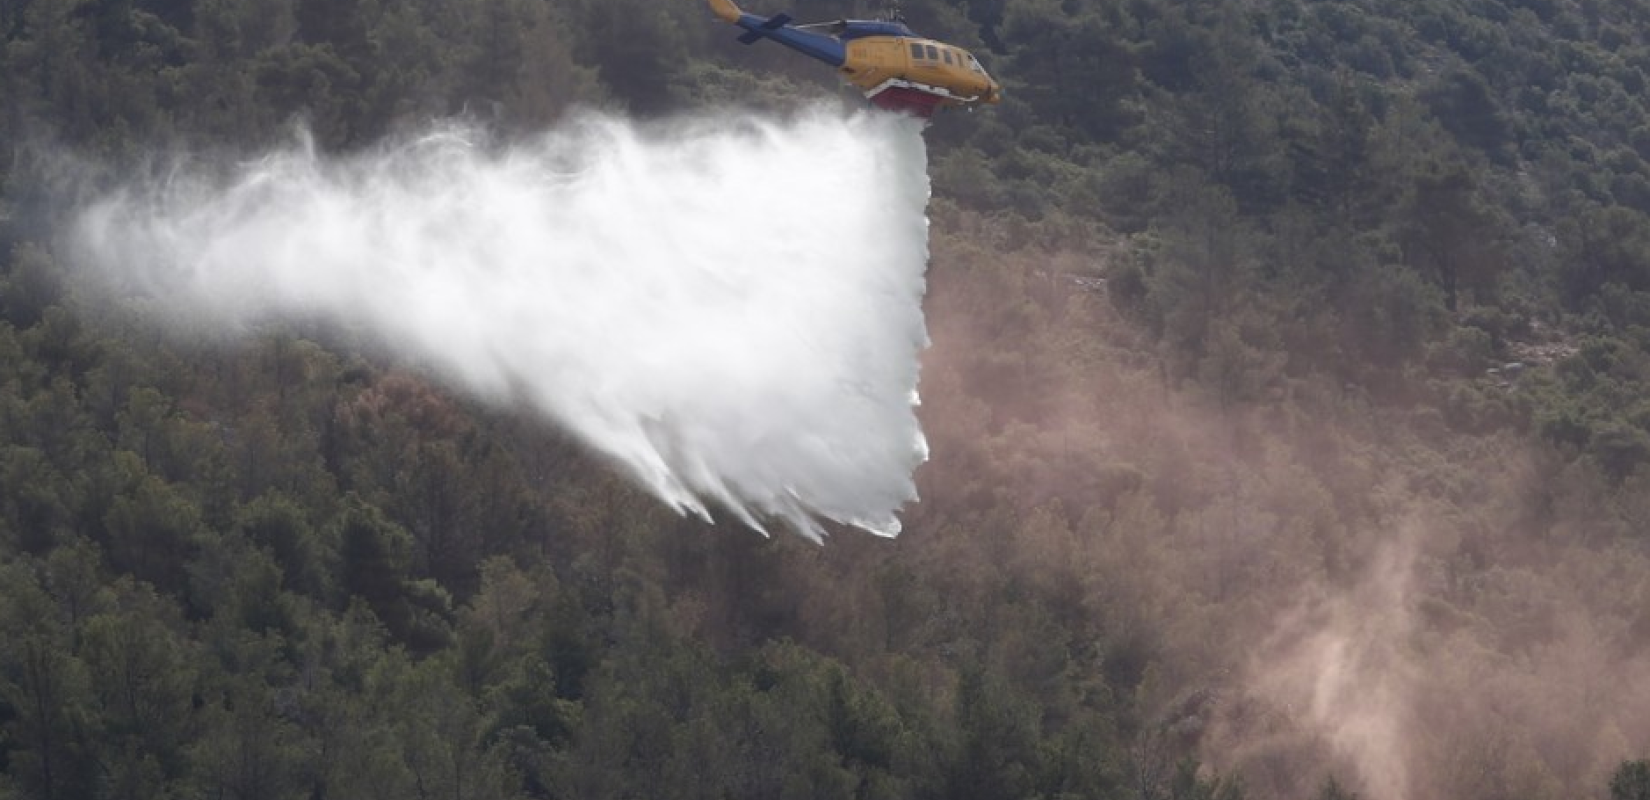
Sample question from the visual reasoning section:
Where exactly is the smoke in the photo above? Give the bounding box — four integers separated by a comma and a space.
1204, 506, 1650, 800
70, 109, 933, 541
910, 232, 1650, 800
1231, 536, 1421, 800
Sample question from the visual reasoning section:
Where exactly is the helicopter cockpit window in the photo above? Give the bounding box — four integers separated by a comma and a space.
909, 42, 924, 60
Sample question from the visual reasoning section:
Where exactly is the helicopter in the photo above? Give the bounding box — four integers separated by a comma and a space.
705, 0, 1001, 118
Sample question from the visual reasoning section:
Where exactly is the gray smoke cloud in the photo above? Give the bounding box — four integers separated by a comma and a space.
71, 109, 932, 541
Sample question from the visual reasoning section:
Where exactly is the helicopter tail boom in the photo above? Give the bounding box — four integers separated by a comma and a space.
708, 0, 847, 67
737, 13, 792, 43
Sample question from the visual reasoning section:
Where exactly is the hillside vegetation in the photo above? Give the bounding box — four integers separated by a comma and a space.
5, 0, 1650, 798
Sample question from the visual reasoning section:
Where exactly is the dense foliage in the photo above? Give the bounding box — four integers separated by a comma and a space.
6, 0, 1650, 798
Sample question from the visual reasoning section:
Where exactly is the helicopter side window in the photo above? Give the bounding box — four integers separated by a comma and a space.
942, 49, 954, 65
909, 42, 925, 60
925, 44, 939, 61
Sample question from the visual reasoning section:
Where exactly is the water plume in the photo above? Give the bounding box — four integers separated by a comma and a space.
71, 109, 932, 541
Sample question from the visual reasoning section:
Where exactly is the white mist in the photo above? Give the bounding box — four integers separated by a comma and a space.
73, 109, 932, 541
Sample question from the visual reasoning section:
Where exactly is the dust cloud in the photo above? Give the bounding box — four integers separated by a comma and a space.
913, 234, 1650, 800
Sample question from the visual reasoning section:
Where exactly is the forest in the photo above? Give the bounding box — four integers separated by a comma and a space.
6, 0, 1650, 797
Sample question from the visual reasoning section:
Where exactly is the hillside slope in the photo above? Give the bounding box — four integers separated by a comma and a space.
4, 0, 1650, 798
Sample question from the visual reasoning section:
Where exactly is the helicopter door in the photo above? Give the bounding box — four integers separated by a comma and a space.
843, 38, 907, 92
